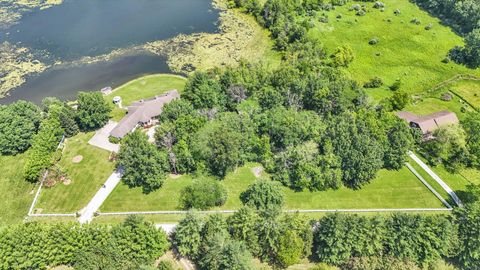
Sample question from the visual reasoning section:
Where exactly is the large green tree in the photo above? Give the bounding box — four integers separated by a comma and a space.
0, 101, 42, 155
463, 112, 480, 167
240, 180, 285, 212
180, 178, 227, 210
117, 130, 169, 194
76, 91, 111, 131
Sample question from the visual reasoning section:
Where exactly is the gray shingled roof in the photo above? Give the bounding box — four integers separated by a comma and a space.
110, 90, 180, 138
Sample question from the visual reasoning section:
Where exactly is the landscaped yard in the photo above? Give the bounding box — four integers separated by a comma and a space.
101, 163, 445, 213
0, 154, 35, 226
309, 0, 480, 101
105, 74, 187, 121
35, 132, 115, 213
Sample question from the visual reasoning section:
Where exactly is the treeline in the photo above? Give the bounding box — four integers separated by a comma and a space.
171, 183, 480, 270
0, 92, 111, 182
0, 216, 169, 270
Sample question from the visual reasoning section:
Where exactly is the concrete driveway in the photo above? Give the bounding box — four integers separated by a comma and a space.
88, 121, 120, 153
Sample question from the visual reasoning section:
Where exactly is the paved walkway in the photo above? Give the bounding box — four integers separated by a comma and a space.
78, 167, 123, 224
408, 151, 463, 207
88, 121, 120, 153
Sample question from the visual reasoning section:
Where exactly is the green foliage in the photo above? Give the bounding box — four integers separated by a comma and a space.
463, 112, 480, 167
454, 201, 480, 269
172, 212, 204, 258
23, 117, 64, 182
240, 180, 284, 212
363, 77, 383, 88
389, 91, 410, 110
183, 72, 225, 109
464, 28, 480, 68
43, 97, 79, 137
313, 213, 453, 267
276, 230, 304, 267
383, 116, 414, 170
76, 91, 111, 131
227, 206, 261, 254
422, 125, 467, 171
331, 45, 355, 67
157, 261, 174, 270
0, 216, 168, 270
0, 101, 42, 155
118, 130, 169, 193
180, 178, 227, 210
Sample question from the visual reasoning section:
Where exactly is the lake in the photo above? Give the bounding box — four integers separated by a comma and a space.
0, 0, 219, 104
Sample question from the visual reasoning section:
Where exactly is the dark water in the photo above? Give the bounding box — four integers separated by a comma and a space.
0, 0, 219, 104
0, 52, 171, 104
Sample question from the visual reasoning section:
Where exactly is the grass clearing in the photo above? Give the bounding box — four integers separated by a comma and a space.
101, 163, 445, 213
35, 132, 115, 213
0, 153, 35, 226
448, 79, 480, 109
309, 0, 480, 101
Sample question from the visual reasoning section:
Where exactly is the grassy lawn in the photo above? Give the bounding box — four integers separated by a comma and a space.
35, 132, 115, 213
101, 163, 444, 213
448, 79, 480, 110
0, 154, 35, 226
105, 74, 187, 122
309, 0, 480, 101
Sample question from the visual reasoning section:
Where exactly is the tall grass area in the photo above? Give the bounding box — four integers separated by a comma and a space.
0, 154, 35, 226
101, 163, 444, 213
309, 0, 480, 101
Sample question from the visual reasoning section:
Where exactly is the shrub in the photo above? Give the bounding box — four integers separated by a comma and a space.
350, 4, 361, 11
441, 92, 453, 101
389, 79, 402, 91
410, 18, 421, 25
393, 9, 400, 15
425, 23, 433, 30
369, 38, 379, 45
181, 178, 227, 210
356, 9, 366, 16
373, 1, 385, 9
364, 77, 384, 88
240, 180, 284, 212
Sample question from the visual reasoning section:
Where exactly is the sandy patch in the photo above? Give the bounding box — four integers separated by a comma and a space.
72, 155, 83, 163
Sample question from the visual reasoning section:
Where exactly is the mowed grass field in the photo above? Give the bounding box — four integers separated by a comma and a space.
0, 154, 35, 226
35, 132, 115, 213
101, 163, 445, 212
309, 0, 480, 101
448, 79, 480, 110
105, 74, 187, 121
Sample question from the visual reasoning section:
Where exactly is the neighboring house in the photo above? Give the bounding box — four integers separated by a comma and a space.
110, 90, 180, 139
397, 110, 459, 139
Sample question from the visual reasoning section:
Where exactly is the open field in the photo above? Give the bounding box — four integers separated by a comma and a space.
101, 163, 445, 213
0, 153, 35, 226
35, 132, 115, 213
448, 79, 480, 110
308, 0, 480, 102
105, 74, 187, 121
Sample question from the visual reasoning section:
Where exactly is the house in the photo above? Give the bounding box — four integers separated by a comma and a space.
109, 90, 180, 139
397, 110, 459, 138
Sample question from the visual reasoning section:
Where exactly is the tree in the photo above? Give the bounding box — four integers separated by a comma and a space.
172, 212, 204, 258
422, 124, 467, 170
0, 101, 42, 155
180, 178, 227, 210
389, 91, 410, 110
383, 117, 414, 170
464, 28, 480, 68
117, 130, 169, 194
23, 117, 64, 182
463, 112, 480, 167
47, 102, 79, 138
156, 261, 174, 270
240, 180, 284, 212
227, 207, 261, 255
331, 45, 355, 67
76, 91, 111, 131
218, 240, 254, 270
276, 230, 304, 267
453, 201, 480, 269
74, 245, 138, 270
183, 72, 225, 109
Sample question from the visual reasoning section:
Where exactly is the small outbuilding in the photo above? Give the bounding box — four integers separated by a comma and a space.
397, 110, 459, 138
101, 86, 113, 95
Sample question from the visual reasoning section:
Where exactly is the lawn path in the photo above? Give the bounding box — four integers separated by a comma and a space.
408, 151, 463, 207
78, 168, 123, 224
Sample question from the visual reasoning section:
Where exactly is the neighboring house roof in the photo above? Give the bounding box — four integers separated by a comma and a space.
110, 90, 180, 138
396, 110, 459, 134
